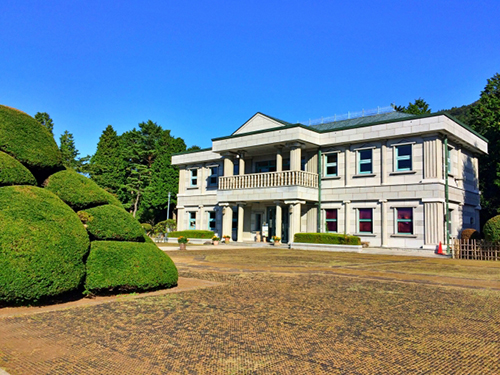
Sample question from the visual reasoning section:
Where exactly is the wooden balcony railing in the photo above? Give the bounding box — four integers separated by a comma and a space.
219, 170, 318, 190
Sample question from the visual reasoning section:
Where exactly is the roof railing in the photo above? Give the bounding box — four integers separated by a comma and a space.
300, 105, 395, 126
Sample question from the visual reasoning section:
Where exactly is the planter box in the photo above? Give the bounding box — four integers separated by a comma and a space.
290, 242, 363, 253
165, 237, 208, 245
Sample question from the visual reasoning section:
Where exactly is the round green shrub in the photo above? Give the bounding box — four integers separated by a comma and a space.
141, 223, 153, 233
44, 169, 122, 210
483, 215, 500, 242
0, 186, 90, 304
460, 228, 480, 240
0, 151, 37, 186
78, 205, 145, 242
84, 241, 178, 294
0, 105, 62, 180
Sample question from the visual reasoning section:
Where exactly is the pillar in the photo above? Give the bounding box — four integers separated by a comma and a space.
198, 205, 204, 230
237, 204, 245, 242
223, 156, 234, 177
344, 149, 351, 186
343, 200, 351, 234
290, 143, 302, 170
380, 200, 388, 247
276, 148, 283, 172
239, 157, 245, 175
381, 143, 387, 185
275, 202, 282, 239
177, 207, 185, 231
179, 168, 186, 192
424, 201, 444, 245
288, 201, 302, 242
222, 204, 233, 239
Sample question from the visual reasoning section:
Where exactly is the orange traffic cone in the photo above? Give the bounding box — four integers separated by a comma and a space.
437, 241, 443, 255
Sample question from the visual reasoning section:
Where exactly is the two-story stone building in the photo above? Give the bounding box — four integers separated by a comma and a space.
171, 110, 487, 251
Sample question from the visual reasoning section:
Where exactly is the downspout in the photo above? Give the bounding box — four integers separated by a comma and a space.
317, 149, 322, 233
444, 136, 450, 254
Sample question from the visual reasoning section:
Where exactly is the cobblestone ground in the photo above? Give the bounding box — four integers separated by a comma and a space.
1, 248, 499, 374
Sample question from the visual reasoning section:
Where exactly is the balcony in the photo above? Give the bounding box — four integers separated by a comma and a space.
219, 170, 318, 190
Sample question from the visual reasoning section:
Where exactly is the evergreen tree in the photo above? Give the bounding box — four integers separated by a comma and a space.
59, 130, 79, 169
393, 98, 431, 115
89, 125, 125, 194
34, 112, 54, 135
469, 73, 500, 223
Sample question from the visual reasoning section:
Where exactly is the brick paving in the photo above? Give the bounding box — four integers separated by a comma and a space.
1, 248, 499, 374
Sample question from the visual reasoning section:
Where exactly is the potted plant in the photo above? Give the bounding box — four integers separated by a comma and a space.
178, 236, 188, 250
212, 235, 220, 245
272, 236, 281, 245
223, 235, 231, 244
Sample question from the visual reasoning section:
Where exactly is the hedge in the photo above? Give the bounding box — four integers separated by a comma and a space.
44, 169, 122, 210
167, 230, 214, 239
294, 233, 361, 245
460, 228, 480, 241
0, 151, 37, 186
78, 204, 145, 242
85, 241, 178, 294
483, 216, 500, 243
0, 105, 62, 180
0, 186, 90, 305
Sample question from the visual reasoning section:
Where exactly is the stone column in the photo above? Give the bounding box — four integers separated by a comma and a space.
290, 143, 302, 170
380, 200, 388, 247
223, 156, 234, 177
177, 207, 185, 231
343, 200, 351, 234
274, 202, 282, 239
239, 156, 245, 175
424, 200, 444, 245
276, 148, 283, 172
344, 149, 351, 186
237, 203, 245, 242
423, 138, 443, 180
179, 168, 186, 192
381, 144, 387, 185
221, 204, 233, 239
198, 205, 204, 230
287, 201, 302, 242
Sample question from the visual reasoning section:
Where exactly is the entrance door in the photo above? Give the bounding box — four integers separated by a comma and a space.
281, 207, 289, 243
266, 207, 276, 240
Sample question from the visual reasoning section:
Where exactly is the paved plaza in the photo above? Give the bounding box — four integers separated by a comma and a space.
1, 247, 499, 374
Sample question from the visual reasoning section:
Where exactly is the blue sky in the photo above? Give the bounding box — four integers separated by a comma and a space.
1, 1, 499, 157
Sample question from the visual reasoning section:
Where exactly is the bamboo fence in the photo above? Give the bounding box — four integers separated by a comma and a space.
452, 239, 499, 261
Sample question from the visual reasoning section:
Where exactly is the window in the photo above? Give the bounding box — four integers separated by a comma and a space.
208, 211, 216, 231
325, 209, 337, 232
255, 160, 276, 173
447, 146, 453, 174
190, 169, 198, 187
208, 166, 218, 187
188, 212, 196, 230
324, 154, 338, 177
358, 149, 372, 174
395, 145, 412, 171
358, 208, 373, 233
396, 208, 413, 234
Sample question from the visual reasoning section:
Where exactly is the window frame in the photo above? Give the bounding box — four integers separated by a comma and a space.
188, 211, 196, 230
207, 211, 216, 231
189, 169, 198, 187
395, 144, 412, 172
208, 166, 218, 187
396, 207, 413, 235
357, 148, 373, 175
324, 152, 338, 177
325, 209, 338, 233
357, 208, 373, 234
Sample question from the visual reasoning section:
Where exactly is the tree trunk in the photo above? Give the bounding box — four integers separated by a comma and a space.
132, 193, 141, 217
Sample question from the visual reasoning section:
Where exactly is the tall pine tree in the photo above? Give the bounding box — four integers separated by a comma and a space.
59, 130, 79, 169
89, 125, 126, 194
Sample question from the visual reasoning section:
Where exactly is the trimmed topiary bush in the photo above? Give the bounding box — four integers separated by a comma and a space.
294, 233, 361, 245
44, 169, 122, 210
78, 204, 145, 242
141, 223, 153, 234
167, 230, 214, 239
85, 241, 178, 294
0, 151, 37, 186
0, 105, 62, 181
483, 216, 500, 243
0, 186, 90, 305
460, 228, 480, 240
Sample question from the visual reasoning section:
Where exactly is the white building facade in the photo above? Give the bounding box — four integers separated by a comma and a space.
172, 111, 487, 251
